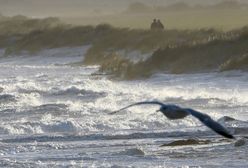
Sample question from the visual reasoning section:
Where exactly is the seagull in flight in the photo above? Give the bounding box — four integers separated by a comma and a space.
110, 101, 234, 139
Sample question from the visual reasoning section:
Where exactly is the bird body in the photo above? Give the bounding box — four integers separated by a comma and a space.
159, 105, 189, 119
110, 101, 234, 139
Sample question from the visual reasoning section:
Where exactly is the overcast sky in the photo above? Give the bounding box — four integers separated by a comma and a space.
0, 0, 246, 17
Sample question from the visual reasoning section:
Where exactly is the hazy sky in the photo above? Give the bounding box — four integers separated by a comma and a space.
3, 0, 133, 17
0, 0, 246, 17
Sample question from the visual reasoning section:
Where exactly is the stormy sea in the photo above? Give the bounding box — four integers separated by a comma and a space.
0, 46, 248, 168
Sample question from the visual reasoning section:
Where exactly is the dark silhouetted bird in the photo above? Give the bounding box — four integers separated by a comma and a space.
110, 101, 234, 139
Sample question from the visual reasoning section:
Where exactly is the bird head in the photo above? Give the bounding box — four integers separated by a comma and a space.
156, 105, 168, 113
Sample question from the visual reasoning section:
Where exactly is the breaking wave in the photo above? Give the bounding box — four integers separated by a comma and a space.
51, 86, 106, 98
0, 118, 81, 135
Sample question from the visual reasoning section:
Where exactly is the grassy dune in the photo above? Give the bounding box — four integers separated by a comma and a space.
2, 18, 226, 56
85, 27, 248, 79
0, 15, 61, 49
83, 28, 229, 64
1, 15, 248, 79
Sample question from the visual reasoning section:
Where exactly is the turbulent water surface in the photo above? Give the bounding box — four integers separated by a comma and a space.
0, 47, 248, 168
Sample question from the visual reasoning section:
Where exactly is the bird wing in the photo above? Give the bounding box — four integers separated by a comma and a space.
110, 101, 164, 115
185, 108, 234, 139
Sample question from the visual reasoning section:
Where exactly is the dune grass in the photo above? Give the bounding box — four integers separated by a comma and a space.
1, 15, 248, 79
99, 28, 248, 79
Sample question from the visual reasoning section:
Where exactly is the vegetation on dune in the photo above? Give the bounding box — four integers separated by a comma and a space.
4, 25, 96, 54
0, 14, 248, 79
0, 15, 62, 49
1, 16, 227, 56
99, 28, 248, 79
0, 15, 61, 35
220, 53, 248, 71
83, 27, 230, 64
